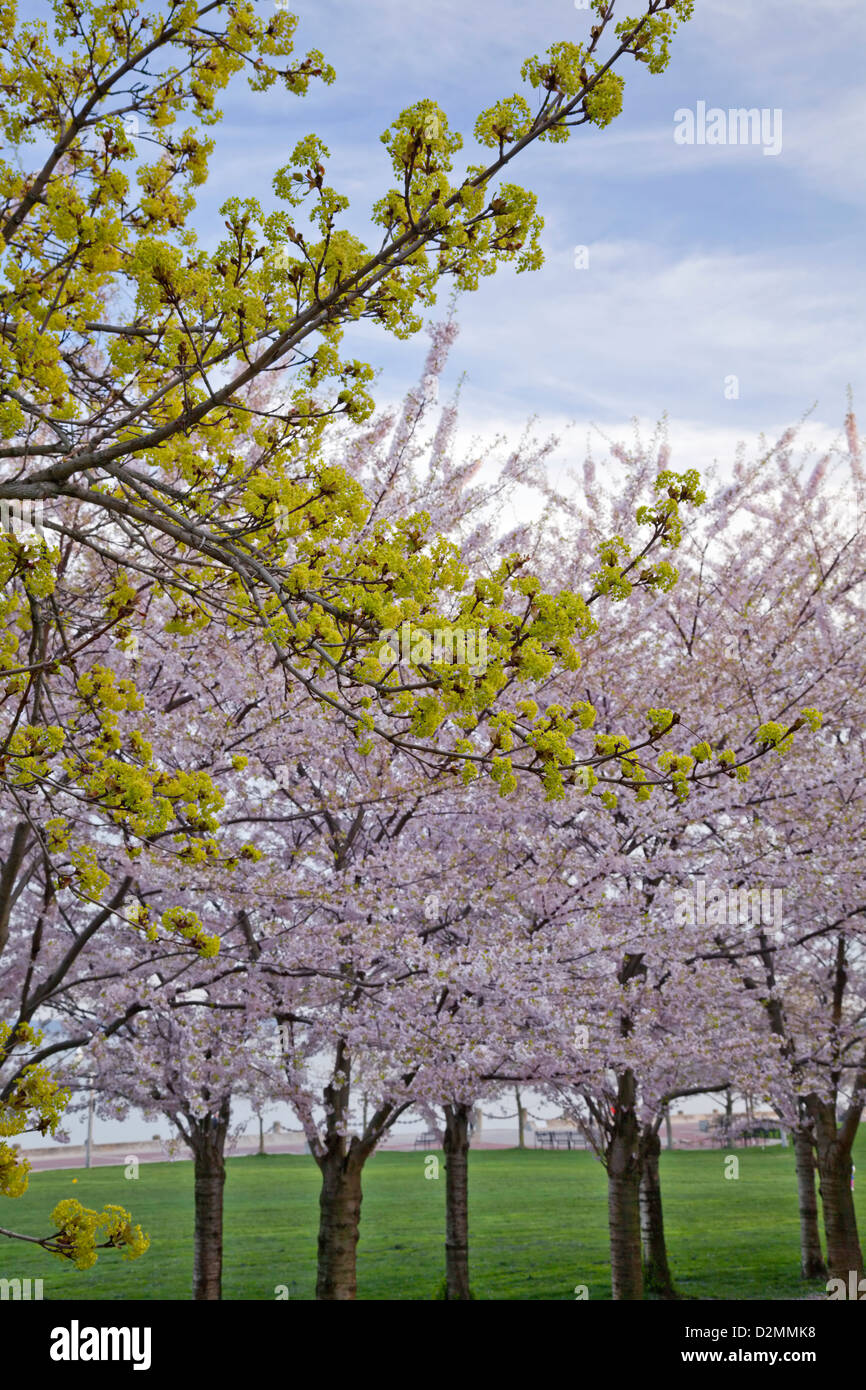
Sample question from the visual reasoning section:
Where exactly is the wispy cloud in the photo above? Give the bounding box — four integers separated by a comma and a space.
188, 0, 865, 444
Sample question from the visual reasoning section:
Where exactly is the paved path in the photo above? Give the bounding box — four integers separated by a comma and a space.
20, 1121, 776, 1172
21, 1129, 526, 1171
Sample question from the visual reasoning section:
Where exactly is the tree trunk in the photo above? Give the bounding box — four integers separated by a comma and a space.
316, 1148, 365, 1300
312, 1038, 412, 1299
639, 1127, 676, 1297
515, 1086, 525, 1149
724, 1086, 733, 1144
443, 1103, 472, 1299
793, 1125, 826, 1279
606, 1071, 643, 1300
189, 1101, 230, 1301
808, 1094, 863, 1279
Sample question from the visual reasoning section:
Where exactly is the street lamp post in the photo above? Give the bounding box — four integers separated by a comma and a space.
84, 1086, 95, 1169
71, 1047, 95, 1169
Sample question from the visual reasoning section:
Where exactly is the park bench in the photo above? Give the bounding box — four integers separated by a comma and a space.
558, 1131, 586, 1149
535, 1130, 585, 1149
741, 1124, 781, 1143
414, 1131, 440, 1149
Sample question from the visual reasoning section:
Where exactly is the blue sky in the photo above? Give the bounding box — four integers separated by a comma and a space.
183, 0, 866, 472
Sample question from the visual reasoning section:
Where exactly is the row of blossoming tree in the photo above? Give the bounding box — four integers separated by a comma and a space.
1, 0, 862, 1301
3, 322, 863, 1296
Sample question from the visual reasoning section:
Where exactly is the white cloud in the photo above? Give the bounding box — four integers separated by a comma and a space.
441, 238, 862, 428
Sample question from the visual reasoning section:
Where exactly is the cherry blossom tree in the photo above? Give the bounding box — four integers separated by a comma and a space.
506, 408, 866, 1297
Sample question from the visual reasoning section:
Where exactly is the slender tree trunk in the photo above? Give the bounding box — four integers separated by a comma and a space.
606, 1070, 643, 1300
663, 1104, 673, 1152
639, 1127, 676, 1297
724, 1086, 733, 1144
793, 1125, 826, 1278
515, 1086, 525, 1149
316, 1147, 365, 1300
443, 1103, 472, 1299
808, 1095, 863, 1279
189, 1100, 230, 1301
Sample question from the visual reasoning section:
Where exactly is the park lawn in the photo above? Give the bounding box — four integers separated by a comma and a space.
3, 1139, 864, 1301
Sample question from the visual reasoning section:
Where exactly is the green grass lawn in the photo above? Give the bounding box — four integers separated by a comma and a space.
3, 1140, 862, 1300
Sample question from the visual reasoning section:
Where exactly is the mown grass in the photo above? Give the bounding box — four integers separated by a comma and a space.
4, 1138, 863, 1300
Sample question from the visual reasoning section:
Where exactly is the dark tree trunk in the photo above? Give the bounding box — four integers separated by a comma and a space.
807, 1094, 863, 1279
316, 1146, 365, 1300
793, 1125, 826, 1279
189, 1100, 230, 1301
311, 1039, 412, 1299
515, 1086, 526, 1149
443, 1103, 472, 1300
724, 1086, 733, 1146
606, 1070, 643, 1300
639, 1126, 676, 1297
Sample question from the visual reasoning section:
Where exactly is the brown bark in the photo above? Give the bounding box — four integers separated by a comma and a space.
793, 1125, 826, 1279
638, 1126, 676, 1297
724, 1086, 733, 1140
606, 1070, 643, 1300
807, 1093, 863, 1279
443, 1103, 472, 1300
316, 1147, 365, 1300
0, 822, 30, 960
311, 1039, 413, 1298
188, 1100, 230, 1301
313, 1038, 385, 1300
